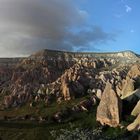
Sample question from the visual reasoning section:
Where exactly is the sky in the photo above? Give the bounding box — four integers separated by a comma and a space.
0, 0, 139, 57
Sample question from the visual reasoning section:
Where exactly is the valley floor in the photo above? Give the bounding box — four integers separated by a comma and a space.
0, 95, 139, 140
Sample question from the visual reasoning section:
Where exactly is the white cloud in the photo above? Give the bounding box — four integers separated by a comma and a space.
125, 5, 132, 13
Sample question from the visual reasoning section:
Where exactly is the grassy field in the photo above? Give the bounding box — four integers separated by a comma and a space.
0, 110, 97, 140
0, 97, 137, 140
0, 112, 128, 140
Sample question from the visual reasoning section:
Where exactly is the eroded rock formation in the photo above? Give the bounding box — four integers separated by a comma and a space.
1, 49, 140, 132
96, 82, 122, 127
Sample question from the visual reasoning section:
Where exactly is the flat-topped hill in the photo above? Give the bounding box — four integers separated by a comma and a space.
30, 49, 140, 60
0, 49, 139, 66
0, 58, 24, 67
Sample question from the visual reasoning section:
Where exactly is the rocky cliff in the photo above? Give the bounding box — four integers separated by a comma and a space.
0, 49, 140, 132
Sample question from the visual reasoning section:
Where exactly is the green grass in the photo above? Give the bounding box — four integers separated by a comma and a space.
0, 97, 132, 140
0, 96, 89, 118
0, 112, 129, 140
0, 95, 99, 140
0, 110, 97, 140
103, 126, 125, 138
0, 121, 64, 140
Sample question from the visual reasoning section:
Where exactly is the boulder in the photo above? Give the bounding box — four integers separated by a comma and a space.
96, 82, 122, 127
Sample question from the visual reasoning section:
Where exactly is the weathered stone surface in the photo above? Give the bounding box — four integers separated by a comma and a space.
61, 81, 72, 101
127, 114, 140, 131
1, 49, 139, 108
122, 88, 140, 103
96, 82, 122, 127
96, 89, 102, 99
60, 72, 73, 101
127, 64, 140, 78
121, 77, 135, 99
131, 100, 140, 116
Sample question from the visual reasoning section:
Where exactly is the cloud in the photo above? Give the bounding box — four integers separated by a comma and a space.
0, 0, 116, 57
67, 26, 116, 50
125, 5, 132, 13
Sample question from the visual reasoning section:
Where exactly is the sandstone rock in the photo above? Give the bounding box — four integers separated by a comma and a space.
60, 71, 73, 101
1, 49, 140, 109
116, 81, 123, 97
121, 77, 135, 99
122, 88, 140, 102
127, 114, 140, 131
90, 95, 97, 105
131, 100, 140, 116
127, 64, 140, 78
61, 81, 72, 101
96, 89, 102, 99
96, 82, 122, 127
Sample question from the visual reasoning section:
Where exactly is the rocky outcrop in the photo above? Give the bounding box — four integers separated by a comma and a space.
127, 114, 140, 131
120, 77, 135, 99
0, 49, 140, 111
96, 82, 122, 127
131, 100, 140, 116
127, 64, 140, 78
2, 49, 140, 135
128, 94, 140, 132
61, 77, 72, 101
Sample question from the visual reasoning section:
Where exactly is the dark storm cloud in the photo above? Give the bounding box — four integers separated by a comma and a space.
67, 26, 116, 50
0, 0, 115, 57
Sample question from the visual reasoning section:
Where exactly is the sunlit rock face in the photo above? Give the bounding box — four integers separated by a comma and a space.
131, 100, 140, 116
127, 64, 140, 78
0, 49, 140, 108
96, 82, 122, 127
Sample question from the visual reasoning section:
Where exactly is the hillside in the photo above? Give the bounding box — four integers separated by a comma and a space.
0, 49, 140, 139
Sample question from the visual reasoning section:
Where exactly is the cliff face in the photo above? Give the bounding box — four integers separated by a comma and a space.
0, 49, 140, 108
1, 49, 140, 131
0, 58, 24, 67
30, 49, 138, 58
